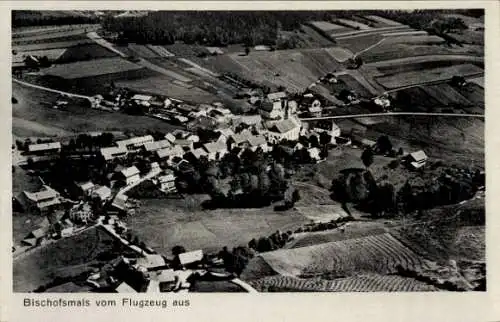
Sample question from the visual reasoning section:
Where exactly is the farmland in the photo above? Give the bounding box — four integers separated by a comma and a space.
420, 84, 472, 106
13, 225, 138, 292
250, 274, 439, 292
126, 197, 311, 254
257, 233, 432, 278
12, 81, 182, 136
375, 64, 483, 89
41, 57, 144, 79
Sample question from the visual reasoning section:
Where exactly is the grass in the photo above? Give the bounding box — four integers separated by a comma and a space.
126, 196, 311, 255
258, 233, 431, 278
375, 64, 483, 89
12, 81, 181, 136
42, 57, 144, 79
13, 226, 137, 292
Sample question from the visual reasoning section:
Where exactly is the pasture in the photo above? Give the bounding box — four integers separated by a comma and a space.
375, 64, 483, 89
250, 274, 439, 292
42, 57, 143, 79
420, 84, 472, 106
126, 197, 311, 255
13, 226, 138, 292
258, 233, 432, 278
12, 81, 181, 136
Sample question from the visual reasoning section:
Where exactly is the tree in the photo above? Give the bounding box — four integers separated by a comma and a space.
309, 135, 320, 148
172, 245, 186, 256
245, 46, 250, 56
319, 131, 332, 146
376, 135, 393, 155
451, 75, 466, 87
361, 147, 374, 169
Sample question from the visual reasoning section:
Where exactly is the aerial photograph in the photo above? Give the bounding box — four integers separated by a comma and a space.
11, 9, 485, 293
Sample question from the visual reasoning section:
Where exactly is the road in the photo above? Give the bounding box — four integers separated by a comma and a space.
12, 78, 92, 101
86, 31, 128, 58
300, 111, 485, 121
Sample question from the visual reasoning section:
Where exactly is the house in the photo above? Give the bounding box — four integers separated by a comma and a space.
231, 115, 262, 130
408, 150, 428, 169
247, 135, 269, 152
260, 92, 287, 120
301, 93, 322, 114
227, 130, 253, 150
27, 142, 61, 155
135, 254, 166, 269
203, 141, 228, 160
112, 194, 129, 211
22, 226, 49, 247
131, 94, 153, 107
69, 202, 93, 224
173, 139, 194, 152
143, 140, 171, 153
75, 181, 95, 197
310, 120, 341, 142
17, 185, 61, 215
156, 145, 184, 161
157, 172, 176, 192
150, 162, 161, 173
116, 135, 154, 150
164, 132, 176, 143
265, 117, 301, 143
188, 148, 209, 160
92, 185, 112, 203
100, 146, 128, 161
215, 128, 235, 144
308, 105, 322, 117
118, 166, 141, 186
178, 249, 204, 267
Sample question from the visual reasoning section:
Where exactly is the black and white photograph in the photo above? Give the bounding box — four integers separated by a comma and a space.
11, 8, 486, 294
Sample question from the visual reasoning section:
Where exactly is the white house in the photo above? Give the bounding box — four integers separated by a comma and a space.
248, 135, 269, 152
227, 130, 253, 150
143, 140, 171, 153
178, 249, 204, 266
27, 142, 61, 155
203, 141, 228, 160
119, 166, 141, 186
116, 135, 154, 150
215, 128, 235, 144
17, 185, 61, 215
92, 185, 112, 203
265, 117, 301, 143
409, 150, 428, 169
156, 145, 184, 160
157, 172, 176, 192
100, 146, 128, 161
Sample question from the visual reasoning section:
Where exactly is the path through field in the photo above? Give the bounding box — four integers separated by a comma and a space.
12, 78, 91, 100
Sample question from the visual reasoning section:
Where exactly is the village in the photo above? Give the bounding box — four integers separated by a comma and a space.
11, 9, 486, 293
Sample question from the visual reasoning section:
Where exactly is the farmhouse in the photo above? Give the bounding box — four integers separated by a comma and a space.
227, 130, 253, 150
156, 146, 185, 160
17, 185, 61, 215
187, 148, 209, 160
27, 142, 61, 155
203, 141, 228, 160
214, 128, 235, 143
100, 146, 128, 161
260, 92, 287, 120
266, 117, 302, 143
22, 226, 49, 247
157, 172, 176, 192
231, 115, 263, 129
69, 202, 93, 224
143, 140, 172, 153
173, 139, 194, 152
178, 250, 204, 268
248, 135, 269, 152
92, 185, 112, 203
118, 166, 141, 186
116, 135, 154, 150
74, 181, 95, 197
408, 150, 428, 169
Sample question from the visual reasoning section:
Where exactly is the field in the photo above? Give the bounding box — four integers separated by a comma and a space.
382, 35, 445, 45
126, 197, 311, 254
250, 274, 439, 292
12, 81, 181, 136
13, 226, 138, 292
336, 18, 373, 30
115, 76, 220, 104
333, 74, 373, 98
285, 222, 389, 249
420, 84, 472, 106
335, 34, 384, 54
128, 43, 159, 58
359, 43, 484, 63
390, 87, 443, 112
375, 64, 483, 89
41, 57, 144, 79
455, 83, 484, 105
258, 233, 431, 278
364, 15, 403, 27
299, 25, 336, 47
13, 39, 94, 52
308, 21, 345, 32
197, 48, 344, 94
11, 30, 88, 45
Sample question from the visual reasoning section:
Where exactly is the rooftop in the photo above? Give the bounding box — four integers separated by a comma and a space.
269, 118, 300, 134
28, 142, 61, 152
410, 150, 428, 162
143, 140, 171, 152
116, 135, 154, 148
24, 185, 59, 202
179, 250, 204, 265
267, 92, 287, 102
203, 141, 227, 154
120, 166, 140, 178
